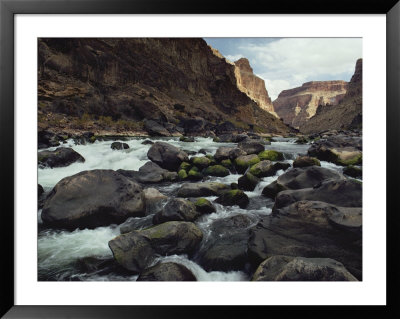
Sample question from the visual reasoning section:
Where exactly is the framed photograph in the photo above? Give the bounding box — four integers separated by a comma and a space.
1, 0, 399, 317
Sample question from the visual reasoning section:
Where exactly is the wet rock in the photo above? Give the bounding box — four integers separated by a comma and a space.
258, 150, 284, 161
42, 170, 145, 229
143, 187, 167, 214
138, 162, 178, 184
343, 166, 362, 178
144, 119, 171, 137
234, 154, 260, 174
238, 141, 265, 155
203, 165, 230, 177
293, 156, 321, 168
137, 262, 197, 281
228, 148, 247, 160
187, 166, 203, 181
295, 136, 309, 144
177, 182, 230, 197
215, 189, 249, 208
214, 146, 234, 161
238, 172, 260, 191
262, 166, 343, 199
38, 184, 44, 198
108, 231, 155, 273
274, 179, 362, 210
273, 162, 291, 171
252, 256, 358, 281
194, 198, 216, 215
141, 139, 154, 145
248, 200, 362, 279
153, 198, 200, 224
38, 147, 85, 168
119, 215, 154, 234
147, 142, 189, 171
111, 142, 129, 150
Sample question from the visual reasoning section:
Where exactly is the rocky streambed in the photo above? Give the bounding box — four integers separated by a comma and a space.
38, 131, 362, 281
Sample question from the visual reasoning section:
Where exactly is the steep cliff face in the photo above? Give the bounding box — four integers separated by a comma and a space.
300, 59, 362, 134
233, 58, 278, 117
38, 38, 290, 135
273, 80, 348, 128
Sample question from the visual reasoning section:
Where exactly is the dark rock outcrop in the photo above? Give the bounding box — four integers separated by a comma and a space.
38, 147, 85, 168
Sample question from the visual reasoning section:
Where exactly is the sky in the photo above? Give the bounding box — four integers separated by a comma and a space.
204, 38, 362, 101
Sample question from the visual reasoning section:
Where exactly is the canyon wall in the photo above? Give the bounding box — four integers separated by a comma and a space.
273, 80, 348, 128
300, 59, 362, 134
233, 58, 278, 117
38, 38, 290, 135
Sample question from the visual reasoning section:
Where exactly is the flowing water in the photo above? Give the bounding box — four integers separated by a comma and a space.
38, 137, 349, 281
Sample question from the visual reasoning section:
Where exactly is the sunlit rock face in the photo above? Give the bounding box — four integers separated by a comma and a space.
233, 58, 278, 118
299, 59, 362, 134
273, 80, 348, 129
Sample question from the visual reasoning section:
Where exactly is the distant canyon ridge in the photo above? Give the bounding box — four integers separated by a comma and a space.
38, 38, 362, 136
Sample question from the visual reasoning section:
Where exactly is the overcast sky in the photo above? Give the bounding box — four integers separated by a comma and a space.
204, 38, 362, 101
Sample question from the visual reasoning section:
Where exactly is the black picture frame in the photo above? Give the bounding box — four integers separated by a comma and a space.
1, 0, 399, 318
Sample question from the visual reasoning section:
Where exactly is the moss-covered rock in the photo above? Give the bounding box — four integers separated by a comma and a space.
89, 135, 97, 143
203, 165, 230, 177
336, 153, 362, 166
178, 169, 188, 180
238, 172, 260, 191
234, 154, 260, 174
293, 156, 321, 168
258, 150, 284, 161
191, 156, 211, 169
249, 160, 275, 178
221, 159, 232, 168
188, 166, 203, 181
179, 161, 191, 172
215, 189, 249, 208
195, 198, 216, 215
343, 166, 362, 178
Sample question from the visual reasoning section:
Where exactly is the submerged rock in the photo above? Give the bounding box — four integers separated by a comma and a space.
38, 147, 85, 168
111, 142, 129, 150
252, 256, 358, 281
137, 262, 197, 281
42, 170, 145, 229
147, 141, 188, 171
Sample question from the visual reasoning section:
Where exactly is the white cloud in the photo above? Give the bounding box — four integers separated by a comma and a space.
225, 54, 244, 63
240, 38, 362, 100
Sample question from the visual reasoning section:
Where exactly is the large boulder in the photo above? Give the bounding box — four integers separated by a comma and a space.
252, 256, 358, 281
147, 142, 189, 171
153, 198, 200, 224
203, 165, 230, 177
248, 160, 276, 178
176, 182, 230, 197
196, 214, 254, 272
38, 147, 85, 168
109, 221, 203, 273
274, 179, 362, 210
248, 200, 362, 279
238, 141, 265, 155
41, 170, 145, 229
215, 189, 249, 208
137, 262, 197, 281
262, 166, 343, 199
144, 120, 171, 137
